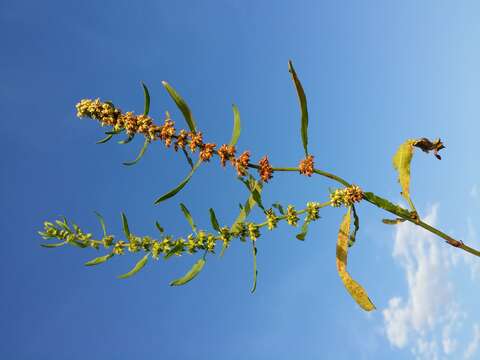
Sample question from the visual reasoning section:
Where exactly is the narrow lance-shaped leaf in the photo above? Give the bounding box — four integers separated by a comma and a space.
96, 133, 113, 144
105, 129, 124, 135
121, 212, 131, 240
154, 159, 202, 204
118, 134, 135, 145
230, 104, 241, 146
182, 148, 194, 169
363, 192, 412, 219
41, 241, 67, 248
94, 211, 107, 237
348, 204, 360, 247
141, 81, 150, 116
231, 180, 263, 233
336, 207, 376, 311
209, 208, 220, 232
251, 240, 258, 293
123, 138, 150, 166
288, 60, 309, 156
162, 81, 197, 132
118, 254, 149, 279
85, 253, 114, 266
180, 203, 197, 233
392, 139, 417, 212
382, 218, 407, 225
272, 202, 285, 215
222, 180, 263, 257
98, 127, 122, 144
155, 221, 164, 234
170, 258, 206, 286
240, 176, 265, 211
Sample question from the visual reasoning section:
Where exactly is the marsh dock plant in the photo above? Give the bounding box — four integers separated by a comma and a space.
39, 61, 480, 311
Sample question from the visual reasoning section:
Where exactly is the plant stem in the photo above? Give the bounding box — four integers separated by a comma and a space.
255, 163, 480, 258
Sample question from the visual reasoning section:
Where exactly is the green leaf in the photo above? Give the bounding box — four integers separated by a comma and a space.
295, 220, 309, 241
162, 81, 197, 132
392, 139, 417, 212
180, 203, 197, 233
288, 60, 309, 157
336, 207, 375, 311
69, 240, 88, 248
94, 211, 107, 237
209, 208, 220, 232
382, 218, 407, 225
229, 104, 241, 146
272, 202, 285, 215
251, 240, 258, 293
240, 176, 265, 211
363, 192, 412, 219
118, 134, 135, 145
56, 219, 70, 232
105, 129, 123, 135
155, 221, 164, 234
121, 212, 131, 239
96, 133, 113, 144
231, 180, 263, 233
118, 254, 149, 279
41, 241, 67, 248
123, 138, 150, 166
154, 159, 202, 204
182, 148, 194, 169
164, 242, 185, 259
170, 258, 206, 286
141, 81, 150, 116
348, 204, 360, 247
85, 253, 114, 266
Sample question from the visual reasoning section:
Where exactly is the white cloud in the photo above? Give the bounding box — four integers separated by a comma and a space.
464, 324, 480, 359
382, 205, 472, 360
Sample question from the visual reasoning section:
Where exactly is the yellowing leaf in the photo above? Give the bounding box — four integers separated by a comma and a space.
336, 207, 376, 311
392, 140, 416, 211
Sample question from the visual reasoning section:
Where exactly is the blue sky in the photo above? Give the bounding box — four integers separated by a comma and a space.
1, 1, 480, 359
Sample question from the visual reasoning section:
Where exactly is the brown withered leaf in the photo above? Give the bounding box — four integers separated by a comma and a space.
413, 138, 445, 160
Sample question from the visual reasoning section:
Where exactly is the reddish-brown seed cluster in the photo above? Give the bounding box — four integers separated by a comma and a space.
217, 144, 236, 167
235, 151, 250, 176
160, 119, 176, 147
343, 185, 364, 204
200, 143, 217, 161
76, 98, 320, 185
258, 156, 273, 182
299, 155, 315, 177
189, 132, 203, 152
174, 130, 188, 151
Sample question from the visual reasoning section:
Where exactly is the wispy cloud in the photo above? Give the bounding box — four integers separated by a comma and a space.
464, 324, 480, 359
382, 205, 478, 359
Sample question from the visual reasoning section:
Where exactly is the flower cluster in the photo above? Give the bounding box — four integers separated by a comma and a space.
265, 209, 278, 230
286, 205, 299, 226
217, 144, 236, 167
76, 99, 327, 185
234, 151, 250, 176
306, 202, 321, 221
258, 156, 273, 182
40, 199, 325, 266
330, 185, 364, 207
299, 155, 315, 176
